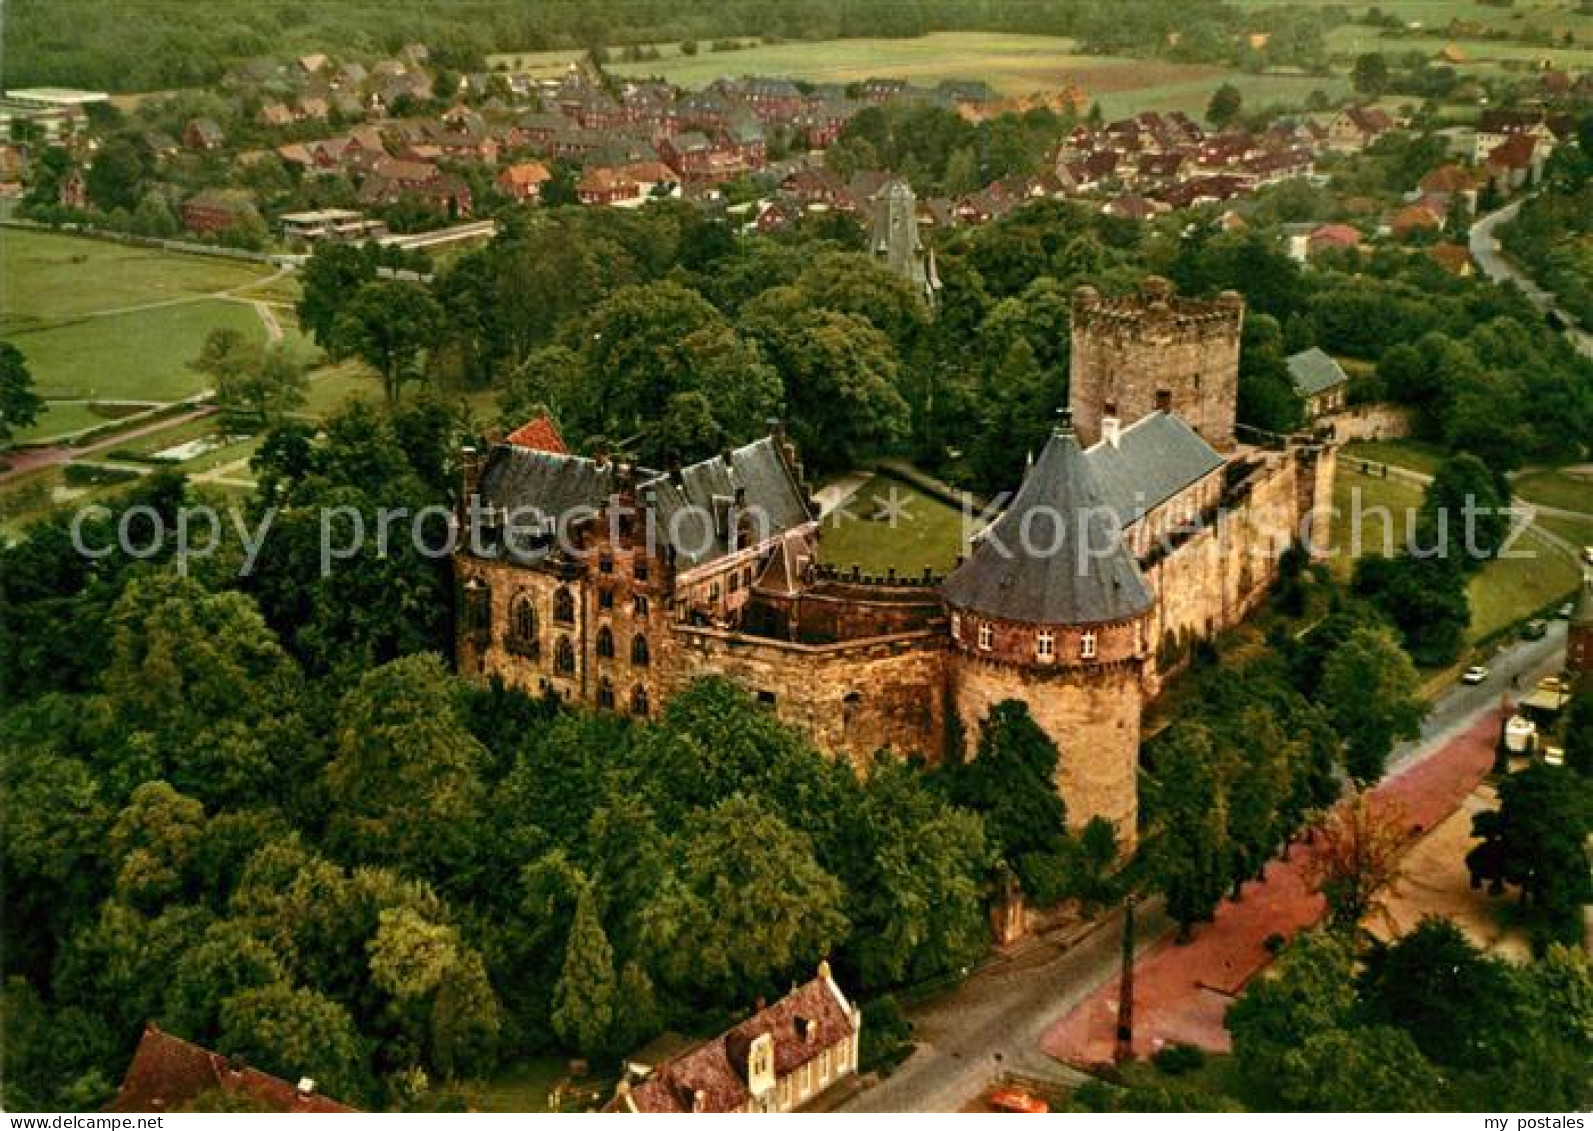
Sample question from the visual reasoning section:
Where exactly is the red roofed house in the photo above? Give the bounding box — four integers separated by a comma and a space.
1305, 223, 1362, 259
497, 161, 552, 202
1486, 133, 1545, 195
610, 963, 860, 1113
506, 412, 568, 454
1390, 202, 1442, 239
107, 1024, 357, 1113
1327, 106, 1394, 152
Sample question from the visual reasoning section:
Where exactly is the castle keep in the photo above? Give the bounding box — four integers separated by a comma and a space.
455, 277, 1336, 848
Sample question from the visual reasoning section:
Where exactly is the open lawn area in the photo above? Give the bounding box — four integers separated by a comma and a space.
1330, 462, 1580, 648
465, 1057, 604, 1113
10, 299, 265, 405
1, 228, 275, 333
1342, 437, 1449, 477
817, 473, 968, 577
1512, 468, 1593, 515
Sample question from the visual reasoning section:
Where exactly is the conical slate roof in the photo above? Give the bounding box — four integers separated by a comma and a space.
942, 418, 1153, 626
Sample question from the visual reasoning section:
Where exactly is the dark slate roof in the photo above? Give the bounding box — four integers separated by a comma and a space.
941, 423, 1153, 626
1084, 412, 1224, 527
642, 436, 813, 569
475, 435, 811, 569
1286, 347, 1350, 397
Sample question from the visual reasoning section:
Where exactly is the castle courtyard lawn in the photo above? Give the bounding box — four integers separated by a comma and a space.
817, 473, 968, 578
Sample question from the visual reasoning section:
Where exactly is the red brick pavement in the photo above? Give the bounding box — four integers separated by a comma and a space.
1041, 711, 1501, 1065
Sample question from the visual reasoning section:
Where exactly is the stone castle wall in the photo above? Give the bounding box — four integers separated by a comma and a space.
947, 652, 1145, 847
1070, 278, 1243, 451
657, 625, 949, 771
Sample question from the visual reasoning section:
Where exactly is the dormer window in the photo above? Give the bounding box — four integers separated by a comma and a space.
1080, 631, 1098, 660
977, 623, 993, 651
1036, 630, 1055, 659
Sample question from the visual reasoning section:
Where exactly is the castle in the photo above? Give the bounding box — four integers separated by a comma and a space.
455, 277, 1337, 848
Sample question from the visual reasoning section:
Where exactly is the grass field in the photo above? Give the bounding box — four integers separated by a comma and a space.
1342, 438, 1449, 477
1, 228, 274, 333
1330, 462, 1580, 647
11, 298, 265, 403
1512, 468, 1593, 515
817, 474, 968, 576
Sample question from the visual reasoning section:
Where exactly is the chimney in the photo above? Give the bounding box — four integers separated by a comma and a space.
1102, 415, 1121, 448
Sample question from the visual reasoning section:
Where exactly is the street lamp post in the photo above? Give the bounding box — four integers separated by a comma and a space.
1114, 892, 1138, 1064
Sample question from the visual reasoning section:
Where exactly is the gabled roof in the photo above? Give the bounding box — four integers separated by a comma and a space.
942, 419, 1152, 626
1286, 347, 1350, 397
505, 412, 567, 454
1084, 412, 1224, 526
108, 1025, 356, 1113
618, 968, 858, 1113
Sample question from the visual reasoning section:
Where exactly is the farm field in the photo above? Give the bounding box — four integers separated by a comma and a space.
1323, 26, 1593, 72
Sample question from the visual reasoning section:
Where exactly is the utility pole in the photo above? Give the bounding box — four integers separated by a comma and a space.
1114, 892, 1137, 1064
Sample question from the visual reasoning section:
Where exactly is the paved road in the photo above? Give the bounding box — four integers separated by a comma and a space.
1469, 202, 1593, 359
842, 619, 1570, 1112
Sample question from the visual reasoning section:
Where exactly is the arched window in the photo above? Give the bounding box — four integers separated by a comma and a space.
596, 625, 615, 659
597, 678, 615, 709
631, 685, 650, 716
631, 634, 650, 667
555, 635, 575, 675
633, 594, 649, 618
554, 586, 575, 624
512, 595, 538, 641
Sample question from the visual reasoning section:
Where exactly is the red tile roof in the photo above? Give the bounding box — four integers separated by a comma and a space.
506, 412, 569, 455
617, 968, 858, 1113
108, 1025, 357, 1114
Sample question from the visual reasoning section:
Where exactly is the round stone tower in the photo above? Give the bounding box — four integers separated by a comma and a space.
1069, 275, 1244, 452
941, 414, 1154, 847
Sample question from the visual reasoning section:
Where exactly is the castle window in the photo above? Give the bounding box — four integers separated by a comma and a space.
709, 580, 721, 601
757, 689, 776, 706
462, 579, 491, 646
597, 678, 615, 709
1155, 389, 1172, 412
634, 595, 650, 618
596, 625, 614, 659
950, 613, 961, 640
978, 623, 993, 651
729, 572, 740, 593
554, 635, 576, 675
599, 555, 613, 575
634, 561, 649, 582
1036, 630, 1055, 659
598, 588, 614, 611
1080, 631, 1098, 660
554, 586, 575, 624
631, 685, 650, 716
505, 593, 538, 658
631, 634, 650, 667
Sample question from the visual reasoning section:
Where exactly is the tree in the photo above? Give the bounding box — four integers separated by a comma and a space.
215, 345, 308, 426
1466, 764, 1592, 948
550, 884, 616, 1057
1565, 692, 1593, 778
107, 780, 207, 912
367, 906, 501, 1076
638, 794, 846, 1006
332, 280, 443, 404
1318, 624, 1423, 782
1277, 1025, 1447, 1111
1352, 552, 1470, 668
191, 326, 263, 389
325, 654, 488, 876
297, 243, 379, 345
0, 342, 43, 448
1423, 452, 1510, 565
943, 701, 1070, 902
22, 147, 73, 211
218, 982, 367, 1105
131, 190, 179, 238
1305, 788, 1409, 929
85, 137, 146, 212
1150, 722, 1232, 940
1206, 83, 1243, 128
1353, 53, 1390, 95
1227, 928, 1359, 1094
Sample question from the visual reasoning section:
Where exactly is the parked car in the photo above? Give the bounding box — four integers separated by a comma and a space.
1523, 619, 1548, 640
1462, 665, 1490, 684
1559, 602, 1575, 619
988, 1089, 1049, 1114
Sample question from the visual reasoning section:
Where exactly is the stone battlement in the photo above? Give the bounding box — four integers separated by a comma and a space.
1071, 276, 1244, 341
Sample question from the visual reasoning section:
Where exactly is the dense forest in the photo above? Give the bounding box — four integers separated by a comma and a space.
4, 0, 1342, 92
